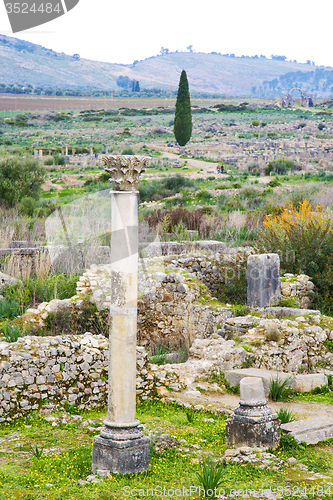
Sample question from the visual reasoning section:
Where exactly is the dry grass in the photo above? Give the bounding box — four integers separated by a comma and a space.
2, 249, 51, 280
226, 210, 247, 229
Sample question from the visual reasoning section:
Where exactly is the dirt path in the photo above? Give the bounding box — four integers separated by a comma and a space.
149, 149, 224, 178
171, 384, 333, 421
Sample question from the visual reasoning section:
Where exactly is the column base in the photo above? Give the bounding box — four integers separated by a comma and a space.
92, 428, 150, 474
226, 418, 280, 450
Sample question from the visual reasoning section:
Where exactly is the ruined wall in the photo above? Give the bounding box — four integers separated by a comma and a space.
0, 333, 177, 423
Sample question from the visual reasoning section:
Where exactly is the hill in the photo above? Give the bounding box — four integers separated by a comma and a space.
0, 34, 332, 97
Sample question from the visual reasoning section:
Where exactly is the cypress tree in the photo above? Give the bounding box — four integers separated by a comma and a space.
173, 70, 192, 146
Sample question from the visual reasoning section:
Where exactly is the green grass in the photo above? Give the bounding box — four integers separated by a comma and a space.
0, 400, 333, 499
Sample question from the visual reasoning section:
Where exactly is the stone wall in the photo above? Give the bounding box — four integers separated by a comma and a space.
281, 273, 315, 308
0, 333, 161, 423
76, 264, 234, 349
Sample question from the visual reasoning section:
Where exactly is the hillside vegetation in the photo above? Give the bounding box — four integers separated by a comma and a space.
0, 34, 331, 96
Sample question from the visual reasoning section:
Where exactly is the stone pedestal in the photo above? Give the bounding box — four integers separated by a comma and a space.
226, 377, 280, 450
92, 155, 151, 475
92, 425, 150, 474
247, 254, 280, 308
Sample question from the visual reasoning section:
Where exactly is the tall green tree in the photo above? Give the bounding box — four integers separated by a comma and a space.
174, 70, 192, 146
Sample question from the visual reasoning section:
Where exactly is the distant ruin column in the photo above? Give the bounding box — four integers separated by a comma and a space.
65, 144, 68, 156
92, 155, 151, 475
90, 144, 93, 156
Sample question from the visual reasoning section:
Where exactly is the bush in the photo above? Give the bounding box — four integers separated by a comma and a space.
259, 201, 333, 309
251, 120, 260, 127
265, 159, 299, 175
53, 154, 65, 165
17, 196, 39, 216
121, 146, 135, 155
0, 299, 20, 319
1, 321, 25, 342
278, 433, 306, 451
44, 157, 54, 166
138, 175, 196, 202
0, 157, 46, 208
44, 301, 109, 337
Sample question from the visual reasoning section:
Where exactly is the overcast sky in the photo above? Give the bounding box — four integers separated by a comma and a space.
0, 0, 332, 67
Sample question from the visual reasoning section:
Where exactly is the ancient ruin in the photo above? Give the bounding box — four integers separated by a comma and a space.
280, 88, 314, 108
91, 155, 151, 475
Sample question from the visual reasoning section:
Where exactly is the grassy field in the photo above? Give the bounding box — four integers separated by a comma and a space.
0, 399, 333, 500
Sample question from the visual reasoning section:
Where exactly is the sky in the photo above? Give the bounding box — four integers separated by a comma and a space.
0, 0, 332, 67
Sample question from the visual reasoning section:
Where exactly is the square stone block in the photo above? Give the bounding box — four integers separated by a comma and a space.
226, 417, 280, 450
92, 435, 150, 474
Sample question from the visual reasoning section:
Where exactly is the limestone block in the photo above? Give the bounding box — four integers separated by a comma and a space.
282, 416, 333, 445
225, 368, 294, 397
240, 377, 265, 403
294, 373, 327, 393
247, 254, 281, 308
226, 418, 280, 450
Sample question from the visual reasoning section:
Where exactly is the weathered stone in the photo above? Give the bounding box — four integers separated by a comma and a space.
226, 377, 280, 450
240, 377, 265, 403
247, 254, 281, 308
282, 416, 333, 445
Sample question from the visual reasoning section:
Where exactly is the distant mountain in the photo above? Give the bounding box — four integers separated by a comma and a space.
0, 34, 332, 97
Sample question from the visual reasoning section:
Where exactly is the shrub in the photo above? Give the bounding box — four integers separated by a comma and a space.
44, 157, 54, 166
251, 120, 260, 127
214, 257, 247, 304
121, 146, 135, 155
1, 321, 25, 342
44, 300, 109, 337
0, 299, 20, 319
145, 206, 204, 234
148, 345, 168, 365
258, 201, 333, 309
278, 433, 306, 451
0, 157, 46, 208
265, 159, 299, 175
53, 154, 65, 165
268, 178, 281, 188
138, 175, 195, 202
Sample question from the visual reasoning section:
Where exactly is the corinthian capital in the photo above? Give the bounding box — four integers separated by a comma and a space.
100, 155, 151, 191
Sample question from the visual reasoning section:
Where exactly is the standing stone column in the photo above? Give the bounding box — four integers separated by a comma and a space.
247, 254, 280, 308
92, 155, 151, 475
